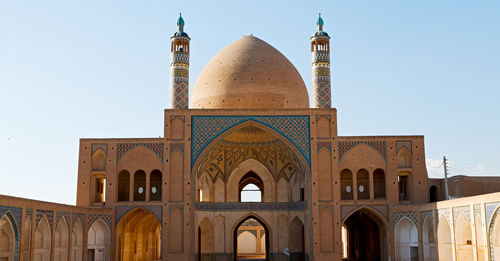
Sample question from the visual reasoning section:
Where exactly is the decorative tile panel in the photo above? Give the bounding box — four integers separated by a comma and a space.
91, 143, 108, 155
56, 212, 71, 228
72, 213, 84, 225
25, 208, 33, 218
88, 214, 112, 230
396, 141, 412, 153
318, 204, 334, 214
453, 206, 471, 225
195, 202, 306, 212
392, 211, 417, 228
191, 116, 311, 167
485, 202, 500, 226
436, 208, 451, 226
338, 141, 387, 162
170, 115, 185, 122
36, 209, 53, 228
420, 210, 433, 224
116, 143, 164, 163
317, 141, 332, 154
170, 143, 185, 155
115, 206, 162, 223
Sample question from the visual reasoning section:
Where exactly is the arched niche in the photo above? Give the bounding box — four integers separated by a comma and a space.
117, 170, 130, 201
197, 172, 214, 202
397, 147, 412, 168
422, 216, 436, 261
356, 169, 370, 200
54, 217, 69, 261
373, 168, 386, 199
0, 214, 16, 261
34, 215, 51, 261
133, 170, 146, 201
455, 213, 473, 261
340, 169, 353, 200
395, 217, 418, 261
288, 217, 305, 259
226, 158, 274, 202
91, 149, 106, 172
88, 219, 110, 261
71, 218, 83, 261
150, 169, 162, 201
437, 216, 453, 261
198, 218, 215, 256
289, 172, 304, 202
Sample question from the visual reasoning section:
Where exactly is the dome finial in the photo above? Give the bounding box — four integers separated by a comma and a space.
317, 12, 324, 31
177, 13, 185, 32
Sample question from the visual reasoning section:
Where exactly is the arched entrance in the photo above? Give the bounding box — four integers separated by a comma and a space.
234, 216, 269, 261
342, 208, 387, 261
116, 208, 161, 261
429, 186, 438, 203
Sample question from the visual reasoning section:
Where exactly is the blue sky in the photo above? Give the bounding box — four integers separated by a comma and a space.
0, 1, 499, 204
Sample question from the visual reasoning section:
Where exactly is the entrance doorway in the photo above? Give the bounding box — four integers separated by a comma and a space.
234, 216, 268, 261
116, 208, 161, 261
342, 208, 386, 261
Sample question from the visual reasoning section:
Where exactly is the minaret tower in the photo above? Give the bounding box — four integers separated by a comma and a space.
310, 13, 332, 108
170, 13, 190, 109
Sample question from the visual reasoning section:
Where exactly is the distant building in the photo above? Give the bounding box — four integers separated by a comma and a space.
1, 14, 500, 261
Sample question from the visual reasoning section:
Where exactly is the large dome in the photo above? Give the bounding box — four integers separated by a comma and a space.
190, 36, 309, 109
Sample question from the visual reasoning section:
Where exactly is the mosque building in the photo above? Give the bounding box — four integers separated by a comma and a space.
1, 14, 500, 261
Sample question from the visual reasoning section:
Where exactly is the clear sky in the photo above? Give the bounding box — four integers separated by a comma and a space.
0, 1, 499, 205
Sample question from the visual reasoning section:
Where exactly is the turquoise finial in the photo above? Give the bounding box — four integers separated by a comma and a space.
177, 13, 185, 32
317, 12, 324, 31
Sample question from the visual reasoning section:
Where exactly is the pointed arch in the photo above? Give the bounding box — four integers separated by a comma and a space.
289, 216, 304, 258
342, 207, 388, 261
437, 215, 453, 261
91, 149, 106, 171
71, 218, 83, 261
54, 217, 69, 261
0, 213, 16, 261
233, 214, 270, 261
198, 217, 215, 255
34, 215, 51, 261
88, 219, 110, 261
116, 208, 161, 261
226, 158, 274, 202
192, 120, 310, 178
397, 147, 412, 168
455, 213, 473, 261
289, 172, 305, 202
395, 217, 418, 261
422, 215, 436, 261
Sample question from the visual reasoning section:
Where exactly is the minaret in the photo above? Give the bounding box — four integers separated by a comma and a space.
310, 13, 331, 108
170, 13, 190, 109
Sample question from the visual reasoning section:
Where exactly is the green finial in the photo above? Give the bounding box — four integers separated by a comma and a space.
177, 13, 185, 32
317, 12, 324, 31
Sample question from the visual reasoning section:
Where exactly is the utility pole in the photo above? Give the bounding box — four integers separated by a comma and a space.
443, 156, 450, 200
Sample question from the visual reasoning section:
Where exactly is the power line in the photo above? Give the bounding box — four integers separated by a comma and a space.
426, 161, 443, 168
